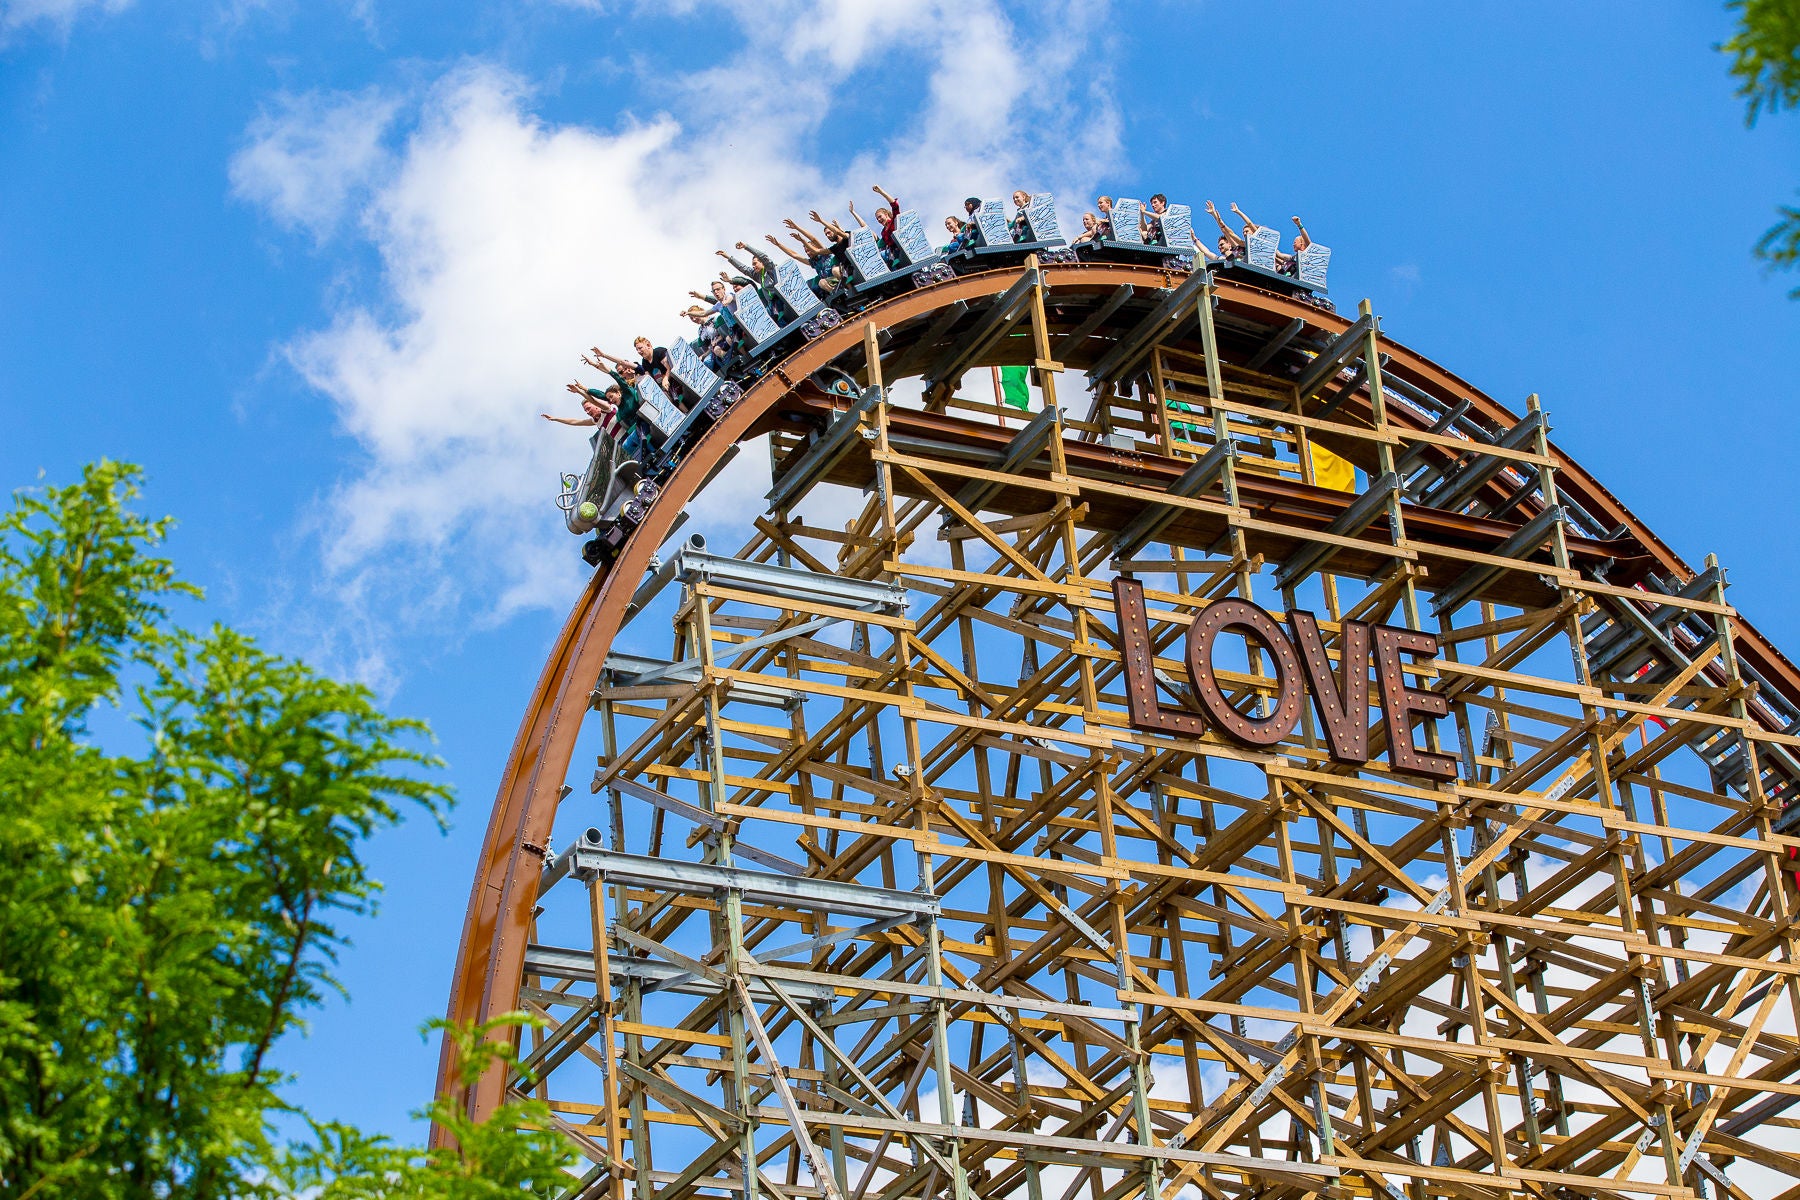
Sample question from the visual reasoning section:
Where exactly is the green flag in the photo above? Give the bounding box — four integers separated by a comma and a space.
1000, 365, 1032, 411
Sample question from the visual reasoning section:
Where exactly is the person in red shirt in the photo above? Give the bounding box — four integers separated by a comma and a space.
871, 184, 902, 260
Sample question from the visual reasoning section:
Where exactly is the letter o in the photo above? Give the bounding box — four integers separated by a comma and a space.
1186, 598, 1305, 746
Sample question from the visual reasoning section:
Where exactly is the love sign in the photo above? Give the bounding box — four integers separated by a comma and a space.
1111, 577, 1456, 780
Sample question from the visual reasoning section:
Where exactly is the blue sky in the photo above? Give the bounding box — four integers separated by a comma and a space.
4, 0, 1799, 1144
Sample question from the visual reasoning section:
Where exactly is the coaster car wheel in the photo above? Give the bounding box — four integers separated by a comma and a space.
1162, 254, 1196, 273
802, 319, 822, 340
811, 366, 859, 397
912, 268, 936, 289
932, 262, 957, 282
716, 381, 743, 408
817, 307, 843, 329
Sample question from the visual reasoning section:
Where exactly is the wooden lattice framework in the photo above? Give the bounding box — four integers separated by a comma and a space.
443, 262, 1800, 1200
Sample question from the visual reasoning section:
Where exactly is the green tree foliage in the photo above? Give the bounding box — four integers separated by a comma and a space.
1722, 0, 1800, 291
272, 1014, 577, 1200
0, 462, 574, 1197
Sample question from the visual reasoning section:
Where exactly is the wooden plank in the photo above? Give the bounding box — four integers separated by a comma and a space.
871, 448, 1081, 497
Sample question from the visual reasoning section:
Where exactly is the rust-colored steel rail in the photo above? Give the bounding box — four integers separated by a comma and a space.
435, 261, 1800, 1122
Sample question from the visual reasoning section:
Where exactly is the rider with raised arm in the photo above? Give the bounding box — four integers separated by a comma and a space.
765, 231, 816, 268
1230, 203, 1267, 240
688, 278, 737, 326
544, 382, 614, 432
871, 185, 902, 261
1229, 202, 1282, 266
775, 220, 830, 259
1291, 216, 1312, 254
827, 203, 867, 268
548, 376, 650, 463
1283, 216, 1313, 276
1205, 200, 1244, 260
1072, 211, 1101, 246
590, 341, 677, 409
801, 207, 861, 283
584, 345, 633, 392
719, 242, 775, 285
807, 208, 853, 242
581, 349, 657, 442
718, 244, 779, 309
768, 228, 848, 300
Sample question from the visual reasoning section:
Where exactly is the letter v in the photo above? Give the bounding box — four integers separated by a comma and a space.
1288, 610, 1371, 765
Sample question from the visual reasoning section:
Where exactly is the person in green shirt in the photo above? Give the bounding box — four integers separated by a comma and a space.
581, 350, 664, 460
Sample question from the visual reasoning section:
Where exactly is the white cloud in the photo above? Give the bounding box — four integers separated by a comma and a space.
1388, 261, 1422, 299
0, 0, 129, 36
250, 0, 1125, 650
231, 87, 400, 239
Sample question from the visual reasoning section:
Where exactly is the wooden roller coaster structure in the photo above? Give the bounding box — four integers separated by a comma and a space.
438, 259, 1800, 1200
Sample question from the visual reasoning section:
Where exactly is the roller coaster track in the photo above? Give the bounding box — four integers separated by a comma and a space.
438, 260, 1800, 1198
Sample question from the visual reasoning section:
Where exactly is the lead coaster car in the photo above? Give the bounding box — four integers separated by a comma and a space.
577, 476, 660, 567
558, 447, 646, 535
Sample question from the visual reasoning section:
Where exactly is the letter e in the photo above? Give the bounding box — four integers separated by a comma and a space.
1372, 624, 1456, 781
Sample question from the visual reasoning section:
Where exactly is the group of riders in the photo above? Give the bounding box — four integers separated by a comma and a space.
542, 338, 669, 467
1078, 197, 1317, 271
545, 185, 1324, 549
